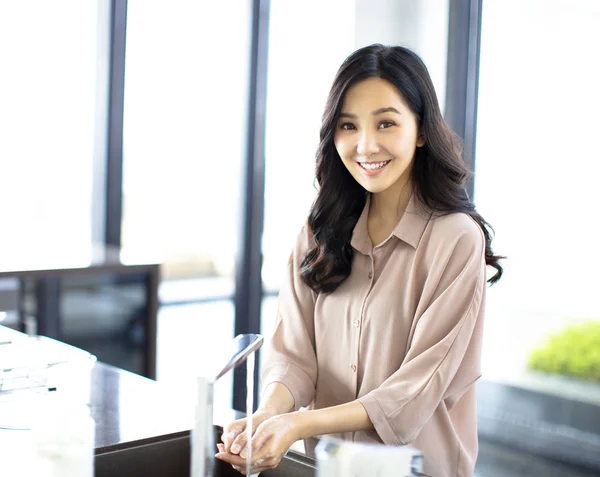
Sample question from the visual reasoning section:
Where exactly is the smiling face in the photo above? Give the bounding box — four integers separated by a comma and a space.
333, 77, 424, 197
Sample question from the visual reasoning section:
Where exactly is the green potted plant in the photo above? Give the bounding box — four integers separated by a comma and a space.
527, 320, 600, 382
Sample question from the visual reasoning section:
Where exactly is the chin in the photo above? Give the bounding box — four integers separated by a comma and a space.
356, 180, 390, 195
365, 185, 390, 194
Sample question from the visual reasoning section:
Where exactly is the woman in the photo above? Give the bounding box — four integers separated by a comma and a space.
216, 44, 503, 477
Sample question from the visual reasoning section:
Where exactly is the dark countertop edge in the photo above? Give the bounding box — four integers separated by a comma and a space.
284, 450, 318, 470
95, 429, 191, 455
95, 427, 318, 469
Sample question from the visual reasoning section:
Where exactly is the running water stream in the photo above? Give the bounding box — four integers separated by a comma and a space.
245, 352, 255, 477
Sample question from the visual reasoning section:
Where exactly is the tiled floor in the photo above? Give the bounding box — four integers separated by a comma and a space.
157, 301, 600, 477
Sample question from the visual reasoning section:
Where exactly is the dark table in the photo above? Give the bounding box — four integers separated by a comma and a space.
0, 244, 160, 378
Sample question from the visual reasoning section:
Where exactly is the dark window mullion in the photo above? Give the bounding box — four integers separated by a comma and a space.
105, 0, 128, 248
233, 0, 271, 413
444, 0, 483, 198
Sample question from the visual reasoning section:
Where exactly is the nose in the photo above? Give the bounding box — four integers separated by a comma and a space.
356, 130, 380, 157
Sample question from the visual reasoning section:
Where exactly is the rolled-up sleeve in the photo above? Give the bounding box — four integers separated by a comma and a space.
358, 225, 486, 445
260, 225, 318, 411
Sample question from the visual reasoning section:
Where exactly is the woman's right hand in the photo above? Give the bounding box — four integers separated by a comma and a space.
221, 408, 277, 455
222, 383, 296, 456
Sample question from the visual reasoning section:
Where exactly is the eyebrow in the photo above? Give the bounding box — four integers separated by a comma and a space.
339, 107, 402, 119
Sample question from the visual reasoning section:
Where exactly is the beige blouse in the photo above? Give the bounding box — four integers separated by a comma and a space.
261, 193, 486, 477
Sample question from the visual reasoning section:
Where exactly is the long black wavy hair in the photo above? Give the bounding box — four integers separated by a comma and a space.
300, 44, 504, 294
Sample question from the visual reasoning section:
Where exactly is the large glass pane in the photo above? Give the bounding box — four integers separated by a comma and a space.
0, 2, 96, 259
261, 0, 356, 298
156, 301, 235, 409
475, 0, 600, 389
122, 2, 252, 296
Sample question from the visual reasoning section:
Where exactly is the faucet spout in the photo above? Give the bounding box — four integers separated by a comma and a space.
191, 333, 264, 477
214, 333, 264, 381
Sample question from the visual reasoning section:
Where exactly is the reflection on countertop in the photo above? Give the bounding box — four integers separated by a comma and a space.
91, 361, 242, 451
0, 325, 238, 454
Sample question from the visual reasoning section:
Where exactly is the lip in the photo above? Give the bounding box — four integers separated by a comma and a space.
357, 159, 392, 176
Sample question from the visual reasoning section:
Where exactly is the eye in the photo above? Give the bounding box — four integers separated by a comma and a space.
339, 122, 356, 130
379, 120, 395, 129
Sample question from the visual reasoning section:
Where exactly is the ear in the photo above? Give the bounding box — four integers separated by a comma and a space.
416, 135, 426, 147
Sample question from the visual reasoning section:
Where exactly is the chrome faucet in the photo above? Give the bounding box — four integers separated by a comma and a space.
191, 333, 264, 477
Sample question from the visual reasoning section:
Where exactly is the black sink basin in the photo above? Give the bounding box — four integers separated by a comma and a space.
95, 427, 316, 477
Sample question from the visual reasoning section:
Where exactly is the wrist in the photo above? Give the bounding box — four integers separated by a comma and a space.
255, 405, 279, 421
291, 410, 314, 441
257, 382, 295, 416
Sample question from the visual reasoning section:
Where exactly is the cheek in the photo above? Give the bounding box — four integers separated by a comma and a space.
388, 132, 418, 156
334, 136, 351, 159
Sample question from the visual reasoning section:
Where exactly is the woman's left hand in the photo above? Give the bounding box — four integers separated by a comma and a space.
215, 412, 303, 474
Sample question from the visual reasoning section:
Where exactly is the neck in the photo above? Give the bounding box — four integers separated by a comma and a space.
369, 176, 413, 223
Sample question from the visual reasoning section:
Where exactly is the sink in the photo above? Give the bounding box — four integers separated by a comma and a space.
95, 426, 316, 477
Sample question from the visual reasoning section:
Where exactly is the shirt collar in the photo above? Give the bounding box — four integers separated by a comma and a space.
351, 192, 432, 254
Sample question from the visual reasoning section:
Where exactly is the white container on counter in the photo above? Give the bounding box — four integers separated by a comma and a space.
31, 392, 96, 477
1, 330, 96, 476
315, 437, 423, 477
0, 391, 95, 477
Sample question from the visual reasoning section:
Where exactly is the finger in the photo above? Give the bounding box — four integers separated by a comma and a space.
251, 457, 279, 473
240, 441, 269, 460
251, 446, 275, 464
232, 465, 245, 474
215, 451, 246, 467
222, 420, 246, 449
222, 429, 239, 450
240, 426, 272, 459
229, 431, 250, 455
216, 443, 225, 453
230, 415, 271, 456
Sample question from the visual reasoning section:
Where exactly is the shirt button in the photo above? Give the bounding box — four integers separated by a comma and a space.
354, 320, 360, 328
368, 272, 373, 279
351, 364, 357, 372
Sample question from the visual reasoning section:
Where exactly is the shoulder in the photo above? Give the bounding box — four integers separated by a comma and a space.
429, 211, 482, 240
426, 212, 485, 257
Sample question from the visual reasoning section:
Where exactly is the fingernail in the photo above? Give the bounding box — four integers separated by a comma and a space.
231, 444, 241, 454
240, 449, 246, 458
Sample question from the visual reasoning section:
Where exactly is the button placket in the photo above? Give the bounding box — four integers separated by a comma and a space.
352, 254, 370, 386
352, 317, 360, 379
368, 253, 375, 281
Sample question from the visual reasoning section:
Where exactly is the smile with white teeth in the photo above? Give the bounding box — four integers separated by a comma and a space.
359, 160, 391, 170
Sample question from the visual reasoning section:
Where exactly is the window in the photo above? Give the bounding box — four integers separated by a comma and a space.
122, 1, 252, 293
261, 0, 356, 297
0, 2, 97, 260
475, 0, 600, 384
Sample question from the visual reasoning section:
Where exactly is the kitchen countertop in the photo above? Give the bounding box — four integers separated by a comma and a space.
0, 325, 241, 454
91, 361, 242, 452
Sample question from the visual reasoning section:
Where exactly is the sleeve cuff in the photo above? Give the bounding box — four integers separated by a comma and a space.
358, 394, 406, 446
261, 363, 315, 411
